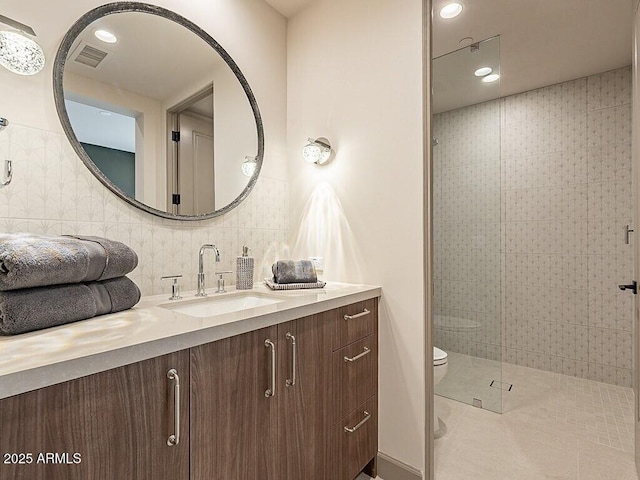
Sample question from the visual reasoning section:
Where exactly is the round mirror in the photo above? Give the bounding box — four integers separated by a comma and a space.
53, 2, 263, 220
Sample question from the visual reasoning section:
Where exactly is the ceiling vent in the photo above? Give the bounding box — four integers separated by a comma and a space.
69, 41, 110, 69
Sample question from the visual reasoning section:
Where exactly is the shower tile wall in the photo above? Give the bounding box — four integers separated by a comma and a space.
434, 66, 633, 387
0, 124, 290, 296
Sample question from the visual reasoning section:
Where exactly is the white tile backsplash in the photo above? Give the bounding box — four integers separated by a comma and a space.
434, 66, 633, 387
0, 124, 289, 297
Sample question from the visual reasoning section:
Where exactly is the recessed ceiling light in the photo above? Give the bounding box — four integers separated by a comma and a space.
474, 67, 493, 77
482, 73, 500, 83
440, 3, 463, 19
94, 29, 117, 44
99, 110, 112, 116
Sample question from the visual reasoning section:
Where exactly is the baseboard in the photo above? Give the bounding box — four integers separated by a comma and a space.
376, 451, 423, 480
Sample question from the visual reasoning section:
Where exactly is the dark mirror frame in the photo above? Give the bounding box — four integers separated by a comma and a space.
53, 1, 264, 221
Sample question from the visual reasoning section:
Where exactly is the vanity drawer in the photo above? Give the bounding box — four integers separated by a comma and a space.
329, 396, 378, 480
333, 333, 377, 424
335, 298, 377, 351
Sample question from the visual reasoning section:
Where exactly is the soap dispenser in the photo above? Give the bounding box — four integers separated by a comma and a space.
236, 246, 254, 290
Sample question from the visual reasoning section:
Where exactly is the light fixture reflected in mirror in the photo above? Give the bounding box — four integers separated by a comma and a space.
242, 156, 257, 177
94, 29, 117, 44
440, 3, 463, 19
303, 137, 332, 165
0, 15, 45, 76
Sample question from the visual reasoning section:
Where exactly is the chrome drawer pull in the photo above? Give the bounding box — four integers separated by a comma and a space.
167, 369, 180, 446
264, 339, 276, 397
344, 308, 370, 321
344, 346, 370, 363
344, 411, 371, 433
285, 332, 296, 387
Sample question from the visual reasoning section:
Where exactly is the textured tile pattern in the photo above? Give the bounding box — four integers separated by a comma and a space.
433, 66, 633, 387
434, 363, 637, 480
0, 124, 290, 296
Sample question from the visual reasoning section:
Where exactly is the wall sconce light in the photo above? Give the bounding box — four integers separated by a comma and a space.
0, 15, 45, 76
302, 137, 332, 165
242, 156, 257, 177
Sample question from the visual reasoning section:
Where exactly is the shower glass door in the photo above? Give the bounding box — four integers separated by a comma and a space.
432, 36, 503, 413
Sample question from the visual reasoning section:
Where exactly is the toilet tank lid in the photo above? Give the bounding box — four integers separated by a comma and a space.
434, 346, 448, 362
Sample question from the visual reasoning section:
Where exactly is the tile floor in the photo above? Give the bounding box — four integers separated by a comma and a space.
435, 360, 638, 479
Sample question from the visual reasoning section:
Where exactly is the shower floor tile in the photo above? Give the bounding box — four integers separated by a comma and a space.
435, 361, 637, 479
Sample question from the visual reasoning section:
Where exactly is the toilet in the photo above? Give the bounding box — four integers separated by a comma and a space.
434, 346, 448, 385
433, 346, 448, 433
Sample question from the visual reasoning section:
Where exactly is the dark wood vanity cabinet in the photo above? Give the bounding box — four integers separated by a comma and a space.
190, 310, 336, 480
186, 298, 380, 480
190, 324, 280, 479
331, 298, 379, 479
0, 297, 378, 480
0, 350, 190, 480
277, 310, 335, 479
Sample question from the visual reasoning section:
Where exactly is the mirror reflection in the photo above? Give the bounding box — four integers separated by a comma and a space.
62, 9, 258, 216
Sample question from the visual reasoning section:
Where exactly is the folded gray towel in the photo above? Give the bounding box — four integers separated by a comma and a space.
67, 235, 138, 281
0, 233, 138, 291
272, 260, 318, 284
0, 276, 141, 335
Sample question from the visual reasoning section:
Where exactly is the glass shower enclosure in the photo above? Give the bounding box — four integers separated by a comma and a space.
432, 36, 503, 413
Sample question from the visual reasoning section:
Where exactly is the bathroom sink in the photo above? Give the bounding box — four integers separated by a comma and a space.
160, 292, 284, 318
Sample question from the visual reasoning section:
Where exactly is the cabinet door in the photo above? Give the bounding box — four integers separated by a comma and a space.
190, 325, 279, 480
0, 350, 190, 480
278, 309, 335, 480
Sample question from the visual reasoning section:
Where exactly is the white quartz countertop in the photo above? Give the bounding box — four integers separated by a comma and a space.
0, 282, 380, 399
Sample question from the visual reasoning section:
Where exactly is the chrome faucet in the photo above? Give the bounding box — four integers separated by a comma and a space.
196, 244, 220, 297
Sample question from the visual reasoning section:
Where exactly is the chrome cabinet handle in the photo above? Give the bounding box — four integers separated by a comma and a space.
285, 333, 297, 387
167, 369, 180, 446
344, 308, 370, 321
344, 346, 370, 363
265, 339, 276, 397
344, 411, 371, 433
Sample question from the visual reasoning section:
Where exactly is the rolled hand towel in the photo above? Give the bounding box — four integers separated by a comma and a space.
272, 260, 318, 284
0, 233, 138, 291
0, 276, 141, 335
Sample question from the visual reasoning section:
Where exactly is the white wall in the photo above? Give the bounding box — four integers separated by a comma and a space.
287, 0, 425, 472
0, 0, 289, 296
211, 63, 259, 207
64, 72, 165, 209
